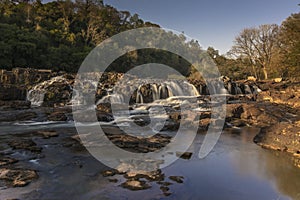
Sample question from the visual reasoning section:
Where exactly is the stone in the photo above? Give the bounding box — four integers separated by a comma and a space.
0, 168, 38, 187
0, 157, 18, 166
176, 152, 193, 160
101, 170, 117, 177
120, 180, 151, 191
47, 111, 67, 121
37, 131, 59, 139
8, 139, 42, 153
169, 176, 184, 183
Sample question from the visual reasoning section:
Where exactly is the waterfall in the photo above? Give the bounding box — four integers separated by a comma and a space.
97, 94, 124, 104
136, 91, 144, 104
26, 76, 70, 107
27, 89, 45, 107
151, 84, 160, 101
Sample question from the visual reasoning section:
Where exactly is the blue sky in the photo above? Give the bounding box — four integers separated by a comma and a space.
105, 0, 299, 54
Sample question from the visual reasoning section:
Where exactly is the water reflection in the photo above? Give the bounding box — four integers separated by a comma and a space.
229, 128, 300, 200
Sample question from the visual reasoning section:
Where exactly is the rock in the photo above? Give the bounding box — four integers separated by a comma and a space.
96, 103, 112, 113
176, 152, 193, 160
101, 170, 117, 177
0, 100, 31, 110
108, 178, 118, 183
273, 78, 283, 83
0, 168, 38, 187
198, 118, 211, 131
97, 111, 114, 122
8, 139, 42, 153
254, 121, 300, 155
0, 111, 37, 122
37, 131, 59, 139
0, 157, 18, 166
124, 169, 164, 181
120, 180, 151, 191
157, 181, 173, 186
47, 111, 67, 121
169, 176, 184, 184
0, 86, 27, 101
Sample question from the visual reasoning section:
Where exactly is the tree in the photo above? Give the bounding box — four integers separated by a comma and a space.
278, 12, 300, 77
230, 24, 279, 80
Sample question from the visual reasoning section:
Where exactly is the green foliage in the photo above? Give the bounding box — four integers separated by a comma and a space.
0, 0, 160, 72
279, 12, 300, 77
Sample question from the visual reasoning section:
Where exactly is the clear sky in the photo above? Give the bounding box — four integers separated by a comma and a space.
105, 0, 299, 54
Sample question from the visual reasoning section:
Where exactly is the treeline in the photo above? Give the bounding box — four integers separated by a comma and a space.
0, 0, 159, 72
208, 7, 300, 80
0, 0, 299, 80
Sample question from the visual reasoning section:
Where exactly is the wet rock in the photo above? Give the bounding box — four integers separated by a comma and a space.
176, 152, 193, 160
96, 103, 112, 113
108, 178, 118, 183
0, 157, 18, 166
106, 132, 171, 153
101, 170, 117, 177
160, 186, 170, 193
198, 118, 211, 131
37, 131, 59, 139
97, 111, 114, 122
8, 139, 42, 153
72, 110, 113, 122
157, 181, 173, 186
228, 119, 247, 127
0, 86, 27, 101
47, 111, 67, 121
0, 168, 38, 187
120, 180, 151, 191
124, 169, 164, 182
169, 176, 184, 183
0, 110, 37, 122
0, 100, 31, 110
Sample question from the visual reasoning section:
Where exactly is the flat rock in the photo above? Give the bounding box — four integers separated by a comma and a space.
0, 168, 38, 187
120, 180, 151, 191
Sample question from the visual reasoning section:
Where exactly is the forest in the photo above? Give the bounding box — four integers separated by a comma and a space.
0, 0, 299, 80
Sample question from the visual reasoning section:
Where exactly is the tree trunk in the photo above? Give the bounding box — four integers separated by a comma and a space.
263, 67, 268, 80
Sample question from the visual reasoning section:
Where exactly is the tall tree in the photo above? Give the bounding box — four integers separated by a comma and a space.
230, 24, 279, 80
278, 12, 300, 77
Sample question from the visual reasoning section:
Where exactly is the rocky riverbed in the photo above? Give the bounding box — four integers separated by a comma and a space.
0, 68, 300, 199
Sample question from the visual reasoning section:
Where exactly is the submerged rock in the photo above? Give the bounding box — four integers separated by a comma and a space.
169, 176, 184, 184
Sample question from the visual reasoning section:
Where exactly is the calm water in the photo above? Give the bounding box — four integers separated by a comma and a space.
1, 122, 300, 200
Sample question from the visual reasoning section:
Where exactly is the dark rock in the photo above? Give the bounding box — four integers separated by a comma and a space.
0, 157, 18, 166
101, 170, 117, 177
47, 111, 67, 121
0, 100, 31, 110
176, 152, 193, 160
8, 139, 42, 153
0, 86, 27, 101
169, 176, 184, 184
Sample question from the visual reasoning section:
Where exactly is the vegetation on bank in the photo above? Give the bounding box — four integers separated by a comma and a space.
0, 0, 299, 80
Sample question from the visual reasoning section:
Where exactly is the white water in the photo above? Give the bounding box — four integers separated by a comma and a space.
27, 76, 70, 106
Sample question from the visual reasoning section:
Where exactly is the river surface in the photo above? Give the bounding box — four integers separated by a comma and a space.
0, 122, 300, 200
